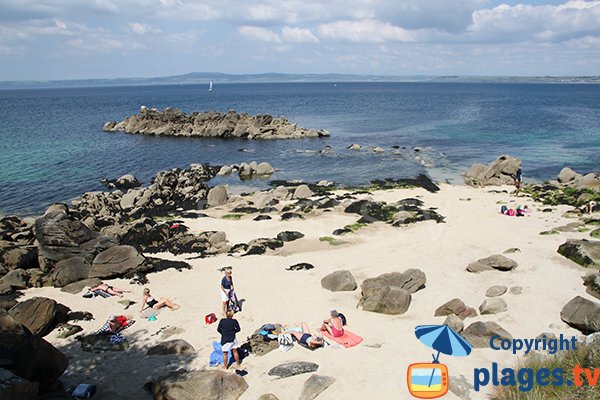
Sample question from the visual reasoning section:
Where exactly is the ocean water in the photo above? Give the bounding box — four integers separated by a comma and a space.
1, 82, 599, 216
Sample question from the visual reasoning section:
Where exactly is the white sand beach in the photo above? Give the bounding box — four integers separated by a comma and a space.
19, 184, 596, 400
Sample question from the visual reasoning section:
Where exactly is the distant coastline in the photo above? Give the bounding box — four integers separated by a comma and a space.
1, 72, 599, 90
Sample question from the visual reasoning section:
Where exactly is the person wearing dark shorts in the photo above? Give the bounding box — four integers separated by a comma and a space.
217, 310, 242, 370
514, 168, 522, 196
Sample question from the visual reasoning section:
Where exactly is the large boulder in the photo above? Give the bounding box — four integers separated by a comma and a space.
463, 155, 521, 186
0, 367, 38, 400
479, 298, 508, 315
558, 167, 581, 184
557, 240, 600, 269
293, 185, 314, 199
321, 270, 358, 292
147, 339, 196, 356
0, 310, 68, 392
255, 162, 275, 176
434, 298, 477, 320
207, 185, 229, 207
361, 269, 426, 296
60, 278, 101, 294
89, 245, 145, 279
268, 362, 319, 379
146, 369, 248, 400
115, 174, 140, 190
462, 321, 512, 348
51, 257, 91, 287
583, 273, 600, 300
359, 286, 411, 315
1, 246, 38, 271
560, 296, 600, 334
0, 270, 29, 290
298, 375, 335, 400
8, 297, 58, 337
34, 208, 116, 272
466, 254, 518, 273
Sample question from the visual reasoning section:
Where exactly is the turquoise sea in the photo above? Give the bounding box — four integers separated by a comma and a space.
0, 82, 599, 215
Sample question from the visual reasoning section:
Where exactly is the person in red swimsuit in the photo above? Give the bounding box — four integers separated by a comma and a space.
321, 310, 344, 337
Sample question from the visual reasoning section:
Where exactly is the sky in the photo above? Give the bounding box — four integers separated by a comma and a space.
0, 0, 599, 80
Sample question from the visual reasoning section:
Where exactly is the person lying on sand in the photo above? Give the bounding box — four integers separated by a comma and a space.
321, 310, 345, 338
288, 323, 324, 348
141, 288, 180, 313
93, 315, 135, 335
89, 282, 130, 297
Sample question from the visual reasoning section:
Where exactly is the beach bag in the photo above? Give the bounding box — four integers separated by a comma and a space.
109, 333, 124, 344
508, 209, 516, 216
500, 205, 508, 215
278, 333, 293, 352
205, 313, 217, 325
71, 383, 97, 399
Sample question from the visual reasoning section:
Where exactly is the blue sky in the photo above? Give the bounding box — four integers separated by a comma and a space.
0, 0, 599, 80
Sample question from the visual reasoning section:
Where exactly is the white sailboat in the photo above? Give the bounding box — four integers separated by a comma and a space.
208, 80, 213, 92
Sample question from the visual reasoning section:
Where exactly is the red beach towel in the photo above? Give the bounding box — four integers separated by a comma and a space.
323, 329, 363, 348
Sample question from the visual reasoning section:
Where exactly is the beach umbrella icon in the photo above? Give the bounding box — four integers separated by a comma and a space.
415, 324, 473, 387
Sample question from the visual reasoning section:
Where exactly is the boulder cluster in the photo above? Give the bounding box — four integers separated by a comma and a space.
103, 107, 330, 140
464, 155, 521, 187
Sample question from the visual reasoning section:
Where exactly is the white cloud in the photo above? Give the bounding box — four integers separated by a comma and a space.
281, 26, 319, 43
318, 19, 415, 43
128, 22, 161, 35
238, 25, 281, 43
469, 1, 600, 42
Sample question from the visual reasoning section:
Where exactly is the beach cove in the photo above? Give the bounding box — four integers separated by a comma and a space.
2, 151, 600, 399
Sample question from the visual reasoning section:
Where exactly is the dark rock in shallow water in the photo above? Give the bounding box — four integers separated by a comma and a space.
286, 263, 315, 271
100, 174, 140, 190
268, 361, 319, 379
276, 231, 305, 242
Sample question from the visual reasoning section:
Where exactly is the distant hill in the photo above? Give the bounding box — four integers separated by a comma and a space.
0, 72, 598, 89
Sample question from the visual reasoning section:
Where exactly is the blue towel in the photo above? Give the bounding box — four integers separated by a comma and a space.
209, 341, 232, 367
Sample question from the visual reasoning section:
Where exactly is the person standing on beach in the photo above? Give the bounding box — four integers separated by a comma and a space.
514, 167, 522, 196
217, 310, 242, 370
220, 267, 234, 317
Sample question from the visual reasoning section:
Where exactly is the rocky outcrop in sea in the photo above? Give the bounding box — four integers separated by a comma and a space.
103, 107, 330, 140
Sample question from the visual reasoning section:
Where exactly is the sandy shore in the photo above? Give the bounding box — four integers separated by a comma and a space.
20, 183, 596, 399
